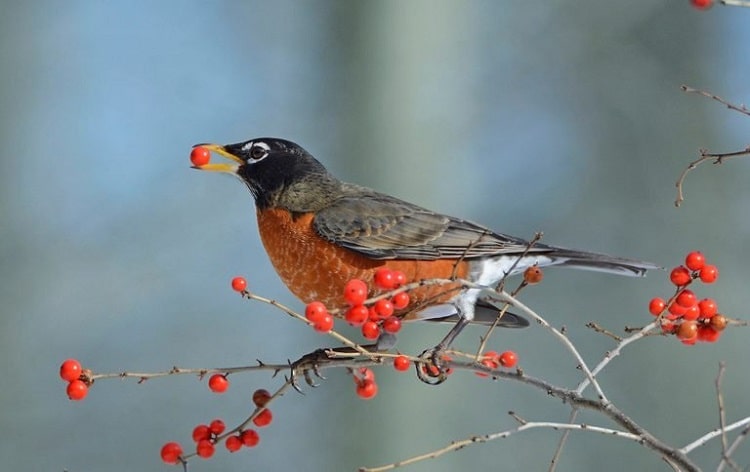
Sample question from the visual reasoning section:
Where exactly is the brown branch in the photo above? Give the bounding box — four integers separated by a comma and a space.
682, 85, 750, 117
586, 322, 623, 342
548, 408, 579, 472
675, 85, 750, 207
674, 147, 750, 207
714, 362, 741, 472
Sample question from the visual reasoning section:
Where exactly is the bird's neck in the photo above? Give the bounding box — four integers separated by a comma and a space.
255, 173, 343, 213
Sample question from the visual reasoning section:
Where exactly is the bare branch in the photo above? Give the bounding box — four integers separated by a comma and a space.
682, 85, 750, 117
360, 421, 648, 472
681, 416, 750, 454
674, 147, 750, 207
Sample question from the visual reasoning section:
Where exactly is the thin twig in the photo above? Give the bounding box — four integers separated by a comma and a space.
717, 425, 750, 472
674, 147, 750, 207
586, 322, 623, 342
548, 408, 579, 472
676, 85, 750, 207
682, 85, 750, 117
486, 290, 610, 403
714, 362, 740, 472
681, 416, 750, 454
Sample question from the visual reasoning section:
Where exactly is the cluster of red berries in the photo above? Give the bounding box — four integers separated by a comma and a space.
305, 268, 410, 340
160, 388, 272, 464
59, 359, 90, 401
416, 349, 518, 379
648, 251, 726, 344
475, 350, 518, 378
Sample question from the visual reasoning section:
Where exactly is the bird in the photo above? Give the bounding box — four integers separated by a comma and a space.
192, 137, 658, 349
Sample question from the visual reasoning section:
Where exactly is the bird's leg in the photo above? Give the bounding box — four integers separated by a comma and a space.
433, 316, 470, 353
417, 317, 469, 385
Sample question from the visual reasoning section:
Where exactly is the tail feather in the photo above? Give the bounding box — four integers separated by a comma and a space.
545, 248, 660, 277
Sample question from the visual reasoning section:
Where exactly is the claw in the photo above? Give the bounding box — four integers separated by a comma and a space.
416, 349, 448, 385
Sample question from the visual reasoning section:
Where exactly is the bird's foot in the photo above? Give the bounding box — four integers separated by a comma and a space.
288, 349, 331, 391
415, 348, 450, 385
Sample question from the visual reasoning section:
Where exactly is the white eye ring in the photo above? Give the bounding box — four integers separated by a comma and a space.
247, 141, 270, 162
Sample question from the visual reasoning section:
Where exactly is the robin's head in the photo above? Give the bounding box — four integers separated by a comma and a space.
193, 138, 341, 211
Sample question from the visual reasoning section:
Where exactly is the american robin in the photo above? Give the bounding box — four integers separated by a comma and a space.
193, 137, 657, 346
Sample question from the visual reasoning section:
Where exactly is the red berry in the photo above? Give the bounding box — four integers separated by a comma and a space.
160, 442, 183, 464
361, 320, 381, 339
475, 358, 497, 378
392, 291, 410, 310
392, 270, 406, 287
523, 266, 544, 284
208, 374, 229, 393
60, 359, 82, 382
231, 276, 247, 292
699, 264, 718, 284
355, 379, 378, 399
421, 362, 441, 377
648, 298, 666, 316
374, 268, 397, 290
483, 351, 500, 367
305, 301, 328, 323
698, 298, 718, 318
209, 419, 225, 435
685, 251, 706, 271
681, 336, 698, 345
240, 429, 260, 447
252, 388, 272, 407
690, 0, 713, 10
192, 424, 211, 442
683, 305, 700, 321
355, 367, 375, 383
382, 316, 402, 334
190, 146, 211, 166
499, 351, 518, 368
676, 289, 697, 308
196, 439, 215, 459
66, 379, 88, 401
313, 313, 334, 333
668, 302, 687, 316
343, 279, 368, 306
670, 266, 692, 286
225, 435, 242, 453
393, 355, 410, 371
344, 305, 369, 326
697, 325, 721, 342
253, 409, 273, 427
373, 299, 394, 318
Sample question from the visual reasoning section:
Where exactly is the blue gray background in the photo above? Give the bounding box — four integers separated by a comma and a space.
2, 1, 749, 471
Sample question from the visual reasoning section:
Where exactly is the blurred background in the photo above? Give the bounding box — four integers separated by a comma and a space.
2, 1, 749, 471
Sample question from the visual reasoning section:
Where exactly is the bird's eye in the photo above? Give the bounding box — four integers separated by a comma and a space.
248, 142, 270, 162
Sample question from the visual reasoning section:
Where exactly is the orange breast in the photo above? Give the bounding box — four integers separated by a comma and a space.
256, 208, 469, 318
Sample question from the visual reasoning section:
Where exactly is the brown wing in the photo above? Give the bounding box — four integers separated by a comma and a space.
312, 185, 542, 260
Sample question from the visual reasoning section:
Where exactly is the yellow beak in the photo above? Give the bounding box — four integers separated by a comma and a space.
191, 143, 243, 173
